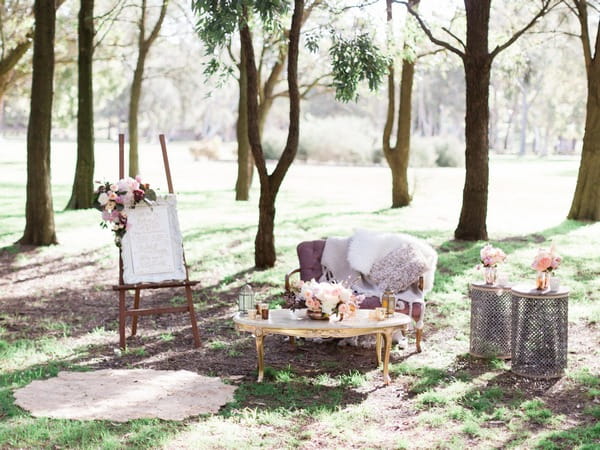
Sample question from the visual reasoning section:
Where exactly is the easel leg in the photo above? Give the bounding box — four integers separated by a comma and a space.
119, 290, 126, 349
131, 288, 141, 336
185, 285, 201, 347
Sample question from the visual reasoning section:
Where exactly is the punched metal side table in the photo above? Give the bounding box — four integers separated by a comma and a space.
510, 285, 569, 379
469, 283, 512, 359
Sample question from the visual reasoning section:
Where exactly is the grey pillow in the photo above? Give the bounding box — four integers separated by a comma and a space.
369, 244, 428, 292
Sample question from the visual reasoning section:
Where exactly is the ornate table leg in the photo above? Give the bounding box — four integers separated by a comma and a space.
255, 329, 265, 382
382, 329, 393, 385
376, 333, 382, 366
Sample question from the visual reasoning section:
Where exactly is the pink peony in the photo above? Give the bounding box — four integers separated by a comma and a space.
531, 245, 562, 272
480, 244, 506, 267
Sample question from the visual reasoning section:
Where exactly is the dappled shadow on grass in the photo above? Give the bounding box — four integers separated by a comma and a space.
432, 220, 592, 294
0, 245, 101, 285
410, 352, 600, 448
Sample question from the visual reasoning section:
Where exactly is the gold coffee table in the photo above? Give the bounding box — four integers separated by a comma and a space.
233, 309, 411, 384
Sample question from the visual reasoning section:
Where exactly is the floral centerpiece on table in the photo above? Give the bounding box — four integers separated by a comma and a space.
93, 176, 156, 247
478, 243, 507, 285
531, 244, 561, 289
287, 279, 363, 320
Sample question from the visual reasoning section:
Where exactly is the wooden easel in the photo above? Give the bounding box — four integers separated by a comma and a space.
112, 133, 201, 349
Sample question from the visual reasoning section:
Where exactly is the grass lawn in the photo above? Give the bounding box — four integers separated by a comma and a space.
1, 137, 599, 449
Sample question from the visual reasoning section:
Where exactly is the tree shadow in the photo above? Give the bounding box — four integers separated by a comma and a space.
432, 219, 593, 293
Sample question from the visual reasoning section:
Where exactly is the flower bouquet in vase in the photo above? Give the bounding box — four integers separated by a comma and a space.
479, 244, 507, 285
294, 279, 362, 321
531, 244, 561, 290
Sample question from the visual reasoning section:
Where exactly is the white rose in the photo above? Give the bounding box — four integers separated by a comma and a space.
98, 192, 109, 205
340, 289, 351, 302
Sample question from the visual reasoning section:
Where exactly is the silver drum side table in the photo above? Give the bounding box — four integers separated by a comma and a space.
510, 284, 569, 379
469, 283, 512, 359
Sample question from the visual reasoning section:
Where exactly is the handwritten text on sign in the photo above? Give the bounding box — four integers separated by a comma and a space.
128, 205, 175, 275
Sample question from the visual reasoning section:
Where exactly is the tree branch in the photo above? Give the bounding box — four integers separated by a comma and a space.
144, 0, 169, 48
441, 26, 466, 49
490, 0, 559, 60
0, 36, 32, 77
416, 47, 445, 59
396, 0, 464, 59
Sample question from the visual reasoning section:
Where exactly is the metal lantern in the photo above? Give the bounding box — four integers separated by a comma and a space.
238, 284, 255, 315
382, 290, 396, 317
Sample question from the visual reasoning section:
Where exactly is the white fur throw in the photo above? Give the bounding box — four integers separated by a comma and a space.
347, 228, 437, 293
347, 229, 401, 274
320, 237, 360, 284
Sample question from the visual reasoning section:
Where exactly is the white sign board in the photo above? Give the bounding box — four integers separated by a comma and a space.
121, 194, 186, 284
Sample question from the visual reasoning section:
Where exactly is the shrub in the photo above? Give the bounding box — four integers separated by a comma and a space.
409, 138, 437, 167
409, 135, 464, 168
435, 136, 464, 167
262, 115, 379, 164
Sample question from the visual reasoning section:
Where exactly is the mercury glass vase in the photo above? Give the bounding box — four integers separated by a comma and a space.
535, 271, 550, 290
483, 266, 497, 285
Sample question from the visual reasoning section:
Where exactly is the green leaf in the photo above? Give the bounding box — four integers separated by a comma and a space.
145, 189, 157, 201
329, 33, 390, 103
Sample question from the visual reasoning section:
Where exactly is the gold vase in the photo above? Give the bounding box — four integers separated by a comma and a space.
307, 310, 330, 320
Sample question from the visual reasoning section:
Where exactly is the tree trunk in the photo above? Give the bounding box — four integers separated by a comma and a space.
383, 0, 416, 208
255, 184, 276, 267
128, 52, 145, 178
19, 0, 57, 246
391, 58, 414, 207
519, 78, 529, 157
454, 0, 490, 241
66, 0, 95, 210
240, 0, 303, 269
568, 2, 600, 221
235, 39, 253, 201
568, 65, 600, 220
128, 0, 168, 178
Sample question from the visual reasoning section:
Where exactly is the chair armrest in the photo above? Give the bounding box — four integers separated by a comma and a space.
285, 268, 301, 292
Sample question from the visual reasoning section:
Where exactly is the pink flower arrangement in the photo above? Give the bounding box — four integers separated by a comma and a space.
93, 176, 156, 247
531, 244, 562, 273
296, 279, 363, 318
480, 244, 507, 268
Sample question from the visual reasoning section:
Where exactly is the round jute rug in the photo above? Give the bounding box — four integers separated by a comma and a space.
13, 369, 237, 422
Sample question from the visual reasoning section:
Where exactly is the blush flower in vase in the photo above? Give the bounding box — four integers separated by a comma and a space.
531, 244, 561, 290
479, 244, 507, 285
295, 279, 362, 321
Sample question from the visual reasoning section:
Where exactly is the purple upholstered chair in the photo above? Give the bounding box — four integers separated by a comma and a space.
285, 239, 427, 352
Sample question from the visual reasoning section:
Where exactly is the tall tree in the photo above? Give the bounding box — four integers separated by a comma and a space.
195, 0, 387, 267
241, 0, 303, 267
567, 0, 600, 220
404, 0, 554, 240
19, 0, 57, 245
383, 0, 419, 208
65, 0, 95, 210
128, 0, 168, 177
232, 1, 322, 201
